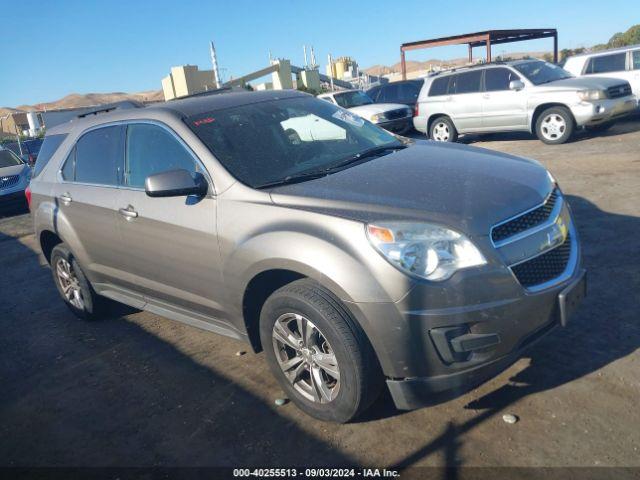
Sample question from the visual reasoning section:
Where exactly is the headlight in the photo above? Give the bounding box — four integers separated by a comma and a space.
577, 89, 607, 101
371, 113, 386, 123
366, 222, 486, 281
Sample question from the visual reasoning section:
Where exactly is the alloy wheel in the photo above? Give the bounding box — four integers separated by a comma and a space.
56, 258, 85, 310
541, 114, 566, 141
433, 122, 450, 141
272, 313, 340, 403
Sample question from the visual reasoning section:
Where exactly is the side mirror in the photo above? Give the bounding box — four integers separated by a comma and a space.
509, 80, 525, 91
145, 169, 208, 198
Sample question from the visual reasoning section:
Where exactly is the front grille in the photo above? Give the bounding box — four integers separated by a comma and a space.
511, 234, 572, 288
0, 174, 20, 190
491, 189, 559, 243
385, 108, 411, 120
607, 83, 632, 99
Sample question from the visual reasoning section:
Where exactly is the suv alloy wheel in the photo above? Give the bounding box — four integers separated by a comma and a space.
259, 279, 383, 423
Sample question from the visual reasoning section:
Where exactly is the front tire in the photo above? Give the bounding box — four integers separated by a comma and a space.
535, 107, 574, 144
429, 116, 458, 142
259, 279, 383, 423
50, 244, 110, 320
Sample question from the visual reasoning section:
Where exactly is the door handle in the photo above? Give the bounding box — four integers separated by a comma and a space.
482, 93, 491, 99
118, 206, 138, 219
59, 193, 72, 204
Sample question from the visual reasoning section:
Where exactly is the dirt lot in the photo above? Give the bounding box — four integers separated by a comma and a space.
1, 119, 639, 471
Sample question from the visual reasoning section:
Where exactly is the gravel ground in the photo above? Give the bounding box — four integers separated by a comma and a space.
1, 118, 639, 470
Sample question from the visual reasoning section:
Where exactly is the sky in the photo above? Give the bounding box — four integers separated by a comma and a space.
0, 0, 636, 107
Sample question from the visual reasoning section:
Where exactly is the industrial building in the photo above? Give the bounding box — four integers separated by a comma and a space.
0, 112, 30, 136
161, 59, 324, 100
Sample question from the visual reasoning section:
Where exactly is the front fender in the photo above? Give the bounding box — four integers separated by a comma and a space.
222, 225, 413, 321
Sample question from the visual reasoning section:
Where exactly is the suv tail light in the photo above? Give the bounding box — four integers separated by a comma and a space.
25, 186, 32, 210
414, 103, 419, 117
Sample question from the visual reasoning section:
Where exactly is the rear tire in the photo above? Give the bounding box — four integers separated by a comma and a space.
259, 279, 383, 423
50, 244, 110, 320
535, 107, 574, 145
429, 116, 458, 142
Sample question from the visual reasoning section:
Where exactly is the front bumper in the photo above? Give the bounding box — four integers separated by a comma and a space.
571, 96, 637, 126
0, 189, 28, 209
387, 269, 586, 410
375, 116, 413, 133
344, 196, 584, 410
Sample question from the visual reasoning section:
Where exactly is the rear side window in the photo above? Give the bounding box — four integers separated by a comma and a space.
455, 70, 482, 94
32, 134, 67, 178
585, 53, 626, 74
428, 77, 449, 96
379, 83, 401, 102
632, 50, 640, 70
397, 81, 423, 104
485, 68, 521, 91
125, 124, 197, 188
74, 126, 124, 186
367, 86, 381, 102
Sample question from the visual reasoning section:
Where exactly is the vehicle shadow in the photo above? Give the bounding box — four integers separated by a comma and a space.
0, 228, 357, 467
384, 194, 640, 470
464, 114, 640, 144
406, 114, 640, 145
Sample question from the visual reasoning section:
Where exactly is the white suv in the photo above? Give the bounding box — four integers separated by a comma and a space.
563, 45, 640, 102
413, 59, 636, 144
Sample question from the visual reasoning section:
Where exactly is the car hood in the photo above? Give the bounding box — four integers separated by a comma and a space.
269, 141, 553, 237
349, 103, 409, 118
536, 76, 628, 90
0, 163, 28, 177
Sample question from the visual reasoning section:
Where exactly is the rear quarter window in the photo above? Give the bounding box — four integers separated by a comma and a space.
32, 134, 67, 178
585, 53, 626, 74
428, 77, 450, 96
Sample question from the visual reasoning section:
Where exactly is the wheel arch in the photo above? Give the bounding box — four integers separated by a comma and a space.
39, 230, 63, 264
530, 103, 575, 133
242, 268, 307, 352
427, 113, 456, 134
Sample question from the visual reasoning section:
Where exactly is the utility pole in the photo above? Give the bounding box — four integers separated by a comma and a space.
209, 41, 221, 89
327, 54, 334, 91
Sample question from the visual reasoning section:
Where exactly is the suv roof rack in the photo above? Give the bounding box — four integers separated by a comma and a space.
168, 86, 234, 102
426, 60, 508, 77
77, 100, 145, 118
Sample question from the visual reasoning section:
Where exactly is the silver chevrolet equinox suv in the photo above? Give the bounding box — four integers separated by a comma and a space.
413, 59, 636, 144
29, 90, 586, 422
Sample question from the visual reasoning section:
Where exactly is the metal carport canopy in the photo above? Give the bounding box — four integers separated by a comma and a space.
400, 29, 558, 79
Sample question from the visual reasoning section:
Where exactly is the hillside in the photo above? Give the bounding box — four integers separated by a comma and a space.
1, 90, 164, 116
363, 51, 549, 76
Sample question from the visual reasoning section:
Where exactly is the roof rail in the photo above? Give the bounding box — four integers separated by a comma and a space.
168, 86, 234, 102
76, 100, 145, 118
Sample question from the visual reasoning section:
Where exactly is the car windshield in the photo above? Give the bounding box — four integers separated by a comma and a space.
513, 60, 573, 85
187, 96, 401, 188
332, 91, 373, 109
0, 149, 24, 168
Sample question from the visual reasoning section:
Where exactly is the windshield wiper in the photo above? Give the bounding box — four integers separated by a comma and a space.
255, 143, 406, 190
537, 76, 572, 85
326, 143, 407, 172
255, 171, 332, 189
